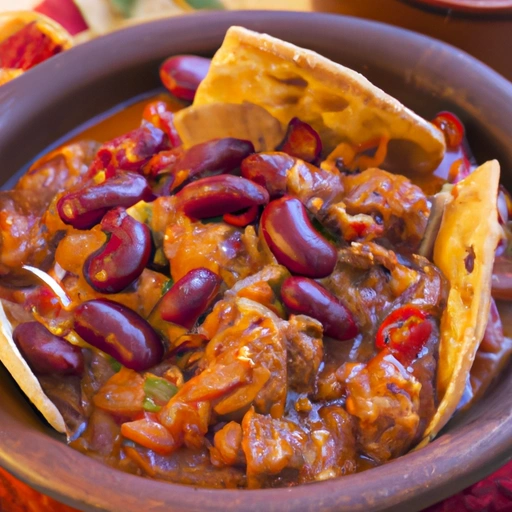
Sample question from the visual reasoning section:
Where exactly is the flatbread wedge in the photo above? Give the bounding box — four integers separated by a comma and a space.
420, 159, 502, 445
0, 301, 67, 434
191, 26, 446, 175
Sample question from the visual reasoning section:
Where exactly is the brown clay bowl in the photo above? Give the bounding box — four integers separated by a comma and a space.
0, 10, 512, 512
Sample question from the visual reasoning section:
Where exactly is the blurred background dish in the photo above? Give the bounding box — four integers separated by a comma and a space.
405, 0, 512, 13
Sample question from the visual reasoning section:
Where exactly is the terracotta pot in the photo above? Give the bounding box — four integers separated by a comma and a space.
0, 11, 511, 512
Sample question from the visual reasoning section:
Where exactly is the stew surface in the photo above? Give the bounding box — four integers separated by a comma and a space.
0, 55, 510, 490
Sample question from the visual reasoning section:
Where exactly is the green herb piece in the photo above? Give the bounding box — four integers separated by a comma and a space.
162, 278, 174, 295
142, 396, 161, 413
144, 375, 178, 405
108, 356, 122, 373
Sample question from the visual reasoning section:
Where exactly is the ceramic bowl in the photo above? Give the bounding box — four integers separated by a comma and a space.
0, 10, 512, 512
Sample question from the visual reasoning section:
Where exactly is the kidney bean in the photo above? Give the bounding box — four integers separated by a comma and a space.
159, 55, 211, 101
84, 208, 152, 293
13, 322, 84, 375
174, 138, 254, 186
151, 268, 221, 330
241, 152, 293, 198
74, 299, 164, 371
57, 171, 154, 229
276, 117, 322, 163
175, 175, 269, 219
142, 101, 182, 147
281, 277, 358, 340
261, 196, 337, 278
87, 123, 169, 178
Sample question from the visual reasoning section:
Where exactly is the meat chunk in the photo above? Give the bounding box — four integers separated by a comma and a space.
158, 299, 288, 452
283, 154, 344, 216
284, 314, 323, 393
326, 168, 429, 250
242, 408, 308, 488
308, 405, 357, 480
124, 444, 246, 488
210, 421, 246, 467
241, 405, 357, 488
16, 141, 100, 209
323, 242, 447, 345
337, 350, 422, 463
164, 219, 267, 287
0, 141, 99, 276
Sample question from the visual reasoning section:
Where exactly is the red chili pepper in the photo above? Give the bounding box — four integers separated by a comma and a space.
223, 205, 259, 227
375, 305, 432, 364
432, 111, 465, 150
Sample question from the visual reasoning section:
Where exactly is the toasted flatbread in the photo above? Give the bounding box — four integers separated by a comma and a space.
0, 301, 67, 434
193, 26, 445, 175
421, 160, 502, 443
173, 102, 285, 152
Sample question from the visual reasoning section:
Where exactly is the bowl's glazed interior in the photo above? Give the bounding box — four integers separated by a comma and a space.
0, 11, 512, 512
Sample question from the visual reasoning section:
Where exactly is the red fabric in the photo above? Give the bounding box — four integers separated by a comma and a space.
425, 459, 512, 512
34, 0, 88, 35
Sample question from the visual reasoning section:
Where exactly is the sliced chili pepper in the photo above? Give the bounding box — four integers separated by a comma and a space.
432, 111, 465, 150
223, 205, 259, 227
276, 117, 322, 163
375, 305, 432, 364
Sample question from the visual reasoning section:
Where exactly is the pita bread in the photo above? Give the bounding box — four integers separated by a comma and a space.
173, 102, 285, 152
421, 160, 502, 443
193, 26, 445, 175
0, 301, 67, 434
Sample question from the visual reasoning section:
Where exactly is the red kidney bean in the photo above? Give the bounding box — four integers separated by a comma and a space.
87, 123, 169, 178
57, 171, 154, 230
74, 299, 164, 371
159, 55, 211, 101
142, 101, 182, 147
276, 117, 322, 163
261, 196, 337, 278
175, 175, 269, 219
84, 208, 152, 293
143, 138, 254, 192
174, 138, 254, 186
13, 322, 84, 375
152, 268, 221, 330
281, 277, 358, 340
241, 152, 293, 198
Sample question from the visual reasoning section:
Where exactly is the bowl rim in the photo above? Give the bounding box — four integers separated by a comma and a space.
1, 9, 512, 512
